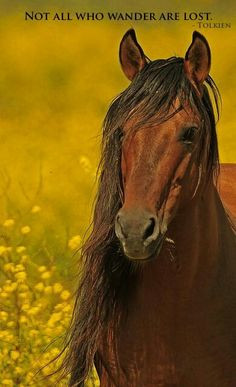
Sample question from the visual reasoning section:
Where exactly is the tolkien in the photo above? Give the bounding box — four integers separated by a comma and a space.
198, 22, 231, 28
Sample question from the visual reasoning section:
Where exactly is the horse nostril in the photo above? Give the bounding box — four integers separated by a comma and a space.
143, 217, 156, 240
116, 213, 128, 239
115, 210, 159, 245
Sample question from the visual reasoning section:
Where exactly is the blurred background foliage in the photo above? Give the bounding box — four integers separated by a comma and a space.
0, 0, 235, 385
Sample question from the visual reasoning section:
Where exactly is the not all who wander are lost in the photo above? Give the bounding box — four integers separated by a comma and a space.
26, 11, 213, 21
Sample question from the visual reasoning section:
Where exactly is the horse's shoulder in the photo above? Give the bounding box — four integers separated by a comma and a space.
218, 163, 236, 219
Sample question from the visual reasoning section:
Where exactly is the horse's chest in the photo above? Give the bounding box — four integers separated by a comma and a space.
97, 291, 236, 387
98, 325, 236, 387
97, 305, 178, 385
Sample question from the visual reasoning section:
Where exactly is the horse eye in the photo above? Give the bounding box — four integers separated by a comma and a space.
118, 131, 124, 141
180, 126, 198, 145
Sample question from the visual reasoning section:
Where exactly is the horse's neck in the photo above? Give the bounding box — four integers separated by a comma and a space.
175, 182, 223, 270
144, 181, 235, 296
174, 181, 234, 282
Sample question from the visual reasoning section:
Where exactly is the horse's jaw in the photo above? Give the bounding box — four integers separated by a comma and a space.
123, 232, 166, 262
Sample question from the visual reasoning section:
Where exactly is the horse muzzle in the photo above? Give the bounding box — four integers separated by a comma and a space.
115, 208, 165, 261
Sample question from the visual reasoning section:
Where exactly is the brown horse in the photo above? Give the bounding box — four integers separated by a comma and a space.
60, 30, 236, 386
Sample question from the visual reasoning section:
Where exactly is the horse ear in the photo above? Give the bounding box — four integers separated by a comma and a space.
119, 29, 147, 81
184, 31, 211, 86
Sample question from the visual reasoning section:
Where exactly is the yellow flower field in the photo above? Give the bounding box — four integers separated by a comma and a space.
0, 209, 99, 385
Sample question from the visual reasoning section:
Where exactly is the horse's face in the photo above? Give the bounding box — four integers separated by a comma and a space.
115, 30, 211, 261
116, 105, 201, 260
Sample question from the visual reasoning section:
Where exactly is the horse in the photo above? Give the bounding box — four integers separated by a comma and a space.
60, 30, 236, 386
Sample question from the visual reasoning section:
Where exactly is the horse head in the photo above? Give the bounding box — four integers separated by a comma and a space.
115, 29, 218, 261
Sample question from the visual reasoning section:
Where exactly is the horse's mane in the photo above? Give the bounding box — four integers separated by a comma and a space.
57, 57, 220, 386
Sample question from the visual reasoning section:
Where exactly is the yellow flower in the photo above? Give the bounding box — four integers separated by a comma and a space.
18, 284, 29, 292
38, 265, 46, 272
15, 271, 27, 281
41, 271, 51, 280
50, 347, 60, 357
68, 235, 81, 250
53, 283, 63, 294
19, 315, 28, 323
12, 282, 18, 291
7, 321, 15, 328
2, 380, 13, 386
4, 282, 17, 292
29, 329, 38, 337
25, 372, 34, 383
0, 330, 8, 338
44, 285, 53, 294
45, 327, 53, 336
41, 367, 49, 376
35, 282, 44, 292
60, 290, 71, 301
31, 205, 41, 213
6, 333, 14, 342
54, 303, 63, 310
15, 264, 25, 272
18, 292, 29, 299
10, 350, 20, 360
21, 254, 29, 263
3, 263, 14, 272
63, 305, 71, 313
35, 338, 42, 346
21, 225, 31, 234
15, 367, 23, 374
0, 311, 8, 321
54, 325, 63, 335
3, 219, 15, 227
1, 292, 8, 298
21, 304, 30, 311
0, 245, 7, 256
48, 312, 62, 327
16, 246, 26, 254
79, 155, 91, 172
27, 307, 40, 316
